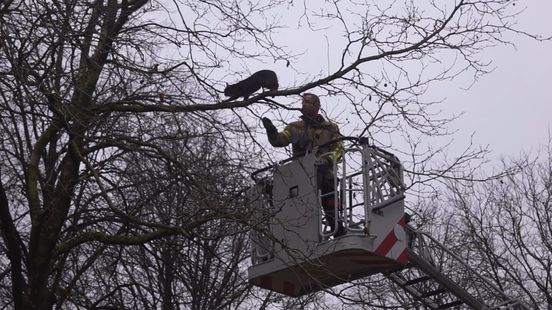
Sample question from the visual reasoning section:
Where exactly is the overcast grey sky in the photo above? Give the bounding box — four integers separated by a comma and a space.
441, 1, 552, 159
244, 1, 552, 164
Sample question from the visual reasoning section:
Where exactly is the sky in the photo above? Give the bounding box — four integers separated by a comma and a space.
443, 1, 552, 160
252, 1, 552, 165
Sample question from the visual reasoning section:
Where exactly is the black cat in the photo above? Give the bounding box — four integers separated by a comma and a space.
224, 70, 279, 100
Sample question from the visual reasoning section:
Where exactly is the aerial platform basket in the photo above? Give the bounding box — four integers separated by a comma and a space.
248, 139, 408, 296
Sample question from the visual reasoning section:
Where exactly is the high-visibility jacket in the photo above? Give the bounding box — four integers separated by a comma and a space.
267, 114, 344, 161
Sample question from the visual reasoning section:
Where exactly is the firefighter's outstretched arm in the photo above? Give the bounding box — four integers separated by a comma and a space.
262, 117, 291, 147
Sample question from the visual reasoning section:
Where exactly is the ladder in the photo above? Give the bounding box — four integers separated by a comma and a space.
385, 227, 529, 310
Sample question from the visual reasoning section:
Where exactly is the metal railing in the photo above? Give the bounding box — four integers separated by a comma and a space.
320, 143, 405, 237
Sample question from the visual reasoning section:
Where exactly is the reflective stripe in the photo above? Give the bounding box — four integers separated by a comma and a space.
332, 141, 345, 161
281, 129, 292, 142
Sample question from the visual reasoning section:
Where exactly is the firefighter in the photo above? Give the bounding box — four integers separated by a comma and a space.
261, 93, 346, 237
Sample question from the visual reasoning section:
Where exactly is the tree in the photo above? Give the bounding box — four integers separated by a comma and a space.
0, 0, 274, 308
443, 142, 552, 309
46, 124, 259, 309
0, 0, 547, 309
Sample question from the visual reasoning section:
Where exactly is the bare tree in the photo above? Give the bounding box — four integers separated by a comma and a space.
0, 0, 548, 309
0, 0, 277, 308
44, 121, 258, 309
443, 143, 552, 309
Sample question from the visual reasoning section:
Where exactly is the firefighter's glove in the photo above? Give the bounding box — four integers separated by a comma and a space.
262, 117, 277, 135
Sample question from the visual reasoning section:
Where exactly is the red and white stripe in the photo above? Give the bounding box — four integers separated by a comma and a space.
374, 216, 408, 264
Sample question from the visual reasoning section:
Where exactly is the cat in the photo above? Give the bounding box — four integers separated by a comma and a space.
224, 70, 279, 101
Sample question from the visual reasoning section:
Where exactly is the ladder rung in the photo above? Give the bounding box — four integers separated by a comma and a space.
404, 276, 431, 286
421, 287, 447, 298
343, 188, 363, 192
438, 300, 464, 309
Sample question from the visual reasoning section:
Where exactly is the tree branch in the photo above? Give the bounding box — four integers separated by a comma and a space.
0, 179, 29, 308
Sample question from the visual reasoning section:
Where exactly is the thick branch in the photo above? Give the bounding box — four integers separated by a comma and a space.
26, 121, 62, 225
54, 229, 185, 255
0, 179, 29, 308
